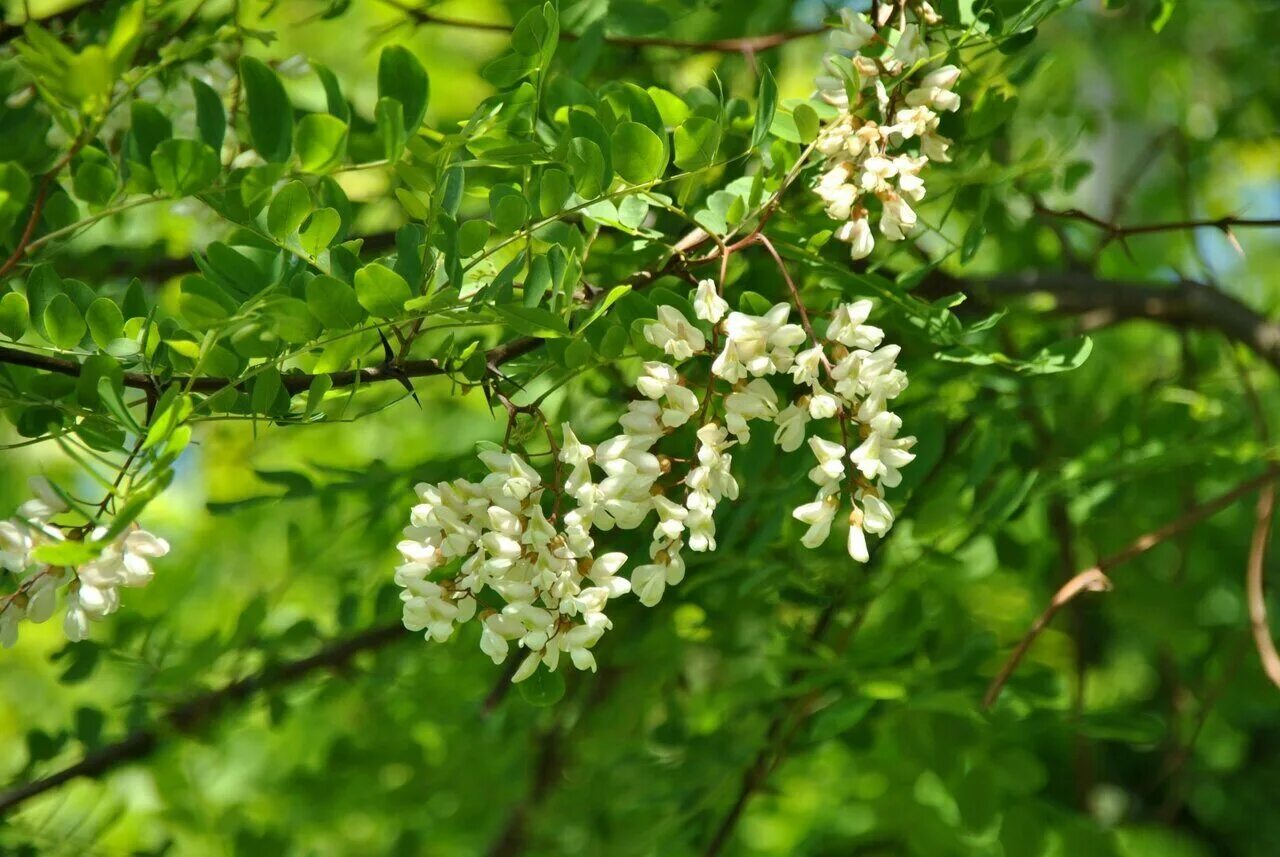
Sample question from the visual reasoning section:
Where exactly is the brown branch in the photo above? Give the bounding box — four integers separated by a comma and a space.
377, 0, 825, 53
983, 468, 1280, 709
1245, 482, 1280, 688
0, 231, 709, 397
0, 621, 406, 816
1035, 203, 1280, 242
923, 270, 1280, 373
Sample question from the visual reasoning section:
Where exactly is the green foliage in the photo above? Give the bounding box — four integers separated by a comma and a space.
0, 1, 1278, 856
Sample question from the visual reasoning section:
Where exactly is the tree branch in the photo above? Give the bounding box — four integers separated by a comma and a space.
376, 0, 825, 53
0, 230, 709, 396
983, 467, 1280, 709
1035, 203, 1280, 242
925, 271, 1280, 373
0, 621, 406, 816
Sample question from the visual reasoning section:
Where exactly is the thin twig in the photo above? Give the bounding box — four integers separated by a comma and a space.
0, 621, 405, 816
983, 467, 1280, 709
376, 0, 825, 53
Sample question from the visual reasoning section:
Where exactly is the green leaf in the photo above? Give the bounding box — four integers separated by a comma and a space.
267, 180, 313, 239
493, 304, 571, 338
299, 207, 341, 257
126, 101, 172, 165
673, 116, 721, 171
567, 138, 605, 198
490, 186, 529, 234
306, 274, 365, 328
378, 45, 430, 132
517, 666, 565, 706
611, 121, 667, 185
376, 96, 407, 162
151, 139, 220, 197
354, 263, 412, 318
539, 168, 571, 217
251, 366, 283, 416
295, 113, 348, 174
1149, 0, 1175, 31
97, 375, 142, 434
579, 285, 631, 330
457, 219, 491, 257
313, 62, 350, 122
792, 103, 819, 144
239, 56, 293, 163
751, 67, 778, 149
0, 291, 28, 340
85, 298, 124, 349
191, 78, 226, 152
43, 293, 85, 349
72, 159, 116, 207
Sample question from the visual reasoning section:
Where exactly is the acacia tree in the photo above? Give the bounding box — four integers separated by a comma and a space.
1, 0, 1278, 854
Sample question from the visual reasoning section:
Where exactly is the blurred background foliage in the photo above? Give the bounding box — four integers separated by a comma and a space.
1, 0, 1279, 855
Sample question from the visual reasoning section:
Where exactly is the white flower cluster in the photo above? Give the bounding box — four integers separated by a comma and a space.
813, 4, 960, 259
0, 478, 169, 648
395, 280, 913, 681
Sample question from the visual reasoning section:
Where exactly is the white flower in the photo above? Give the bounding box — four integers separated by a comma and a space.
894, 23, 930, 66
773, 403, 809, 452
794, 492, 839, 548
807, 388, 841, 420
694, 279, 728, 324
724, 379, 780, 443
836, 216, 876, 260
827, 300, 885, 351
849, 411, 918, 487
790, 345, 825, 386
643, 305, 706, 362
832, 8, 877, 52
879, 193, 917, 241
807, 436, 847, 486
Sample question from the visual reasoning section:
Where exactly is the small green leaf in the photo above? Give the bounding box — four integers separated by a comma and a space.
376, 96, 407, 162
305, 373, 332, 417
539, 168, 571, 217
43, 293, 86, 349
0, 291, 28, 340
673, 116, 722, 171
251, 366, 282, 415
239, 56, 293, 163
751, 67, 778, 149
355, 263, 411, 318
457, 219, 491, 257
306, 274, 365, 329
377, 45, 430, 132
793, 103, 820, 144
567, 138, 605, 198
267, 180, 313, 239
151, 139, 220, 196
611, 121, 667, 185
97, 375, 142, 434
517, 666, 565, 706
295, 114, 348, 174
72, 160, 116, 206
85, 298, 124, 349
191, 78, 226, 152
299, 207, 341, 257
493, 304, 571, 338
313, 63, 350, 122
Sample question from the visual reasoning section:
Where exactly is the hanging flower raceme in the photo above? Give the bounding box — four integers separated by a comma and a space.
0, 478, 169, 648
813, 3, 961, 259
394, 285, 914, 682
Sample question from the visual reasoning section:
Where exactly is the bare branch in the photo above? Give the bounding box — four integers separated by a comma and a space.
376, 0, 826, 53
983, 468, 1279, 709
0, 621, 406, 816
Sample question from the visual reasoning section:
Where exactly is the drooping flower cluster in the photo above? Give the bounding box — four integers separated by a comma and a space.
813, 3, 960, 259
0, 478, 169, 648
395, 280, 914, 681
